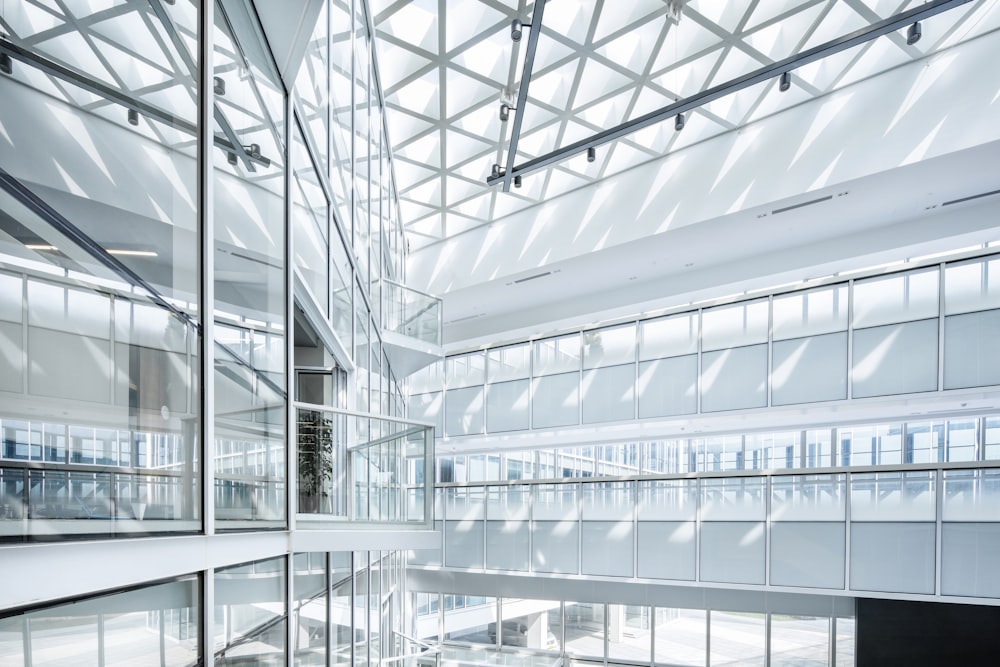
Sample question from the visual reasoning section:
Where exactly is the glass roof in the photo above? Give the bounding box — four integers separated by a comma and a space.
370, 0, 1000, 250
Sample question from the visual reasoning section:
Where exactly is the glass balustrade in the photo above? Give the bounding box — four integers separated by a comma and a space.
381, 280, 443, 347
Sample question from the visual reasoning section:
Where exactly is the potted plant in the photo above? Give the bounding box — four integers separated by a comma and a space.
297, 410, 333, 513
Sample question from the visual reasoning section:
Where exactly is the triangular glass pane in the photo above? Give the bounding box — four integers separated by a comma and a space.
541, 1, 592, 45
396, 130, 442, 168
596, 17, 665, 74
406, 176, 444, 208
743, 2, 826, 62
375, 37, 434, 86
800, 2, 869, 52
533, 28, 578, 71
392, 157, 439, 188
384, 109, 435, 147
445, 68, 500, 119
653, 16, 724, 72
5, 1, 65, 39
528, 57, 581, 108
578, 89, 633, 129
744, 0, 818, 32
573, 58, 634, 108
837, 38, 911, 88
654, 48, 723, 99
385, 68, 441, 120
34, 30, 118, 86
687, 0, 748, 33
444, 129, 494, 166
593, 0, 667, 43
445, 1, 508, 53
381, 0, 438, 54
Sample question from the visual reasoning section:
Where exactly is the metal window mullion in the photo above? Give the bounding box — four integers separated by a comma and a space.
199, 0, 216, 538
846, 280, 854, 401
286, 84, 297, 535
202, 568, 216, 667
937, 262, 946, 392
844, 472, 852, 593
935, 467, 943, 596
767, 295, 773, 408
285, 553, 294, 667
696, 309, 703, 415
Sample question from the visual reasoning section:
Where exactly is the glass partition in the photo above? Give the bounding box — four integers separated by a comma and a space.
295, 405, 433, 525
381, 280, 442, 346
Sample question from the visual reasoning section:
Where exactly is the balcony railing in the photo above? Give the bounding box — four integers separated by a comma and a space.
295, 403, 434, 526
380, 279, 443, 347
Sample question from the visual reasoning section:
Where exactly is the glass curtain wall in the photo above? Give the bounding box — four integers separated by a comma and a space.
415, 254, 1000, 440
0, 0, 202, 539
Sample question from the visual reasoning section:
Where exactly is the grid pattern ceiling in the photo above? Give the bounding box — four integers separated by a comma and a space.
371, 0, 1000, 251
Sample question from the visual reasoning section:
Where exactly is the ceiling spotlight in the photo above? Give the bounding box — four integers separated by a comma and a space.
511, 18, 524, 42
227, 152, 238, 166
0, 53, 12, 76
587, 147, 596, 163
674, 112, 685, 131
128, 109, 139, 126
500, 103, 516, 122
491, 163, 502, 178
243, 143, 261, 159
514, 174, 522, 188
779, 71, 791, 92
906, 21, 922, 46
213, 76, 226, 96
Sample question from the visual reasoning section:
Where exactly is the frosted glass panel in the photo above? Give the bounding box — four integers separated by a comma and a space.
773, 284, 848, 339
769, 522, 845, 589
702, 299, 769, 351
700, 522, 765, 584
637, 355, 697, 418
445, 386, 484, 436
849, 522, 935, 594
702, 477, 766, 521
445, 488, 485, 520
409, 361, 442, 394
28, 281, 110, 338
944, 257, 1000, 315
581, 365, 634, 424
0, 321, 22, 393
582, 482, 631, 520
408, 392, 442, 433
944, 310, 1000, 389
486, 521, 530, 571
852, 320, 938, 398
942, 469, 1000, 521
444, 520, 484, 568
532, 520, 579, 573
29, 329, 111, 402
851, 472, 935, 521
446, 352, 485, 388
486, 379, 530, 432
409, 520, 443, 566
533, 333, 580, 375
531, 372, 579, 428
487, 485, 530, 521
771, 332, 848, 405
700, 344, 767, 412
853, 268, 939, 328
581, 521, 634, 577
637, 522, 695, 580
583, 323, 635, 368
941, 523, 1000, 598
488, 343, 530, 383
534, 484, 579, 520
640, 312, 697, 360
637, 480, 697, 521
0, 272, 22, 322
771, 475, 846, 521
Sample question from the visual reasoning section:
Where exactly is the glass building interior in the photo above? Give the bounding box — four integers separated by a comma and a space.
1, 0, 999, 665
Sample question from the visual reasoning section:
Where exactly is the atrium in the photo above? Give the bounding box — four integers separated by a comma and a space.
1, 0, 999, 665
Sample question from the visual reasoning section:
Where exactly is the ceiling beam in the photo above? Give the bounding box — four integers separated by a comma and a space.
498, 0, 547, 192
486, 0, 973, 187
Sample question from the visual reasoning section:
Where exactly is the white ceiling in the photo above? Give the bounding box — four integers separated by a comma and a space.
370, 0, 1000, 347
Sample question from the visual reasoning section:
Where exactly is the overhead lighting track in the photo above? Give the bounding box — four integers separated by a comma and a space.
496, 0, 547, 192
486, 0, 972, 190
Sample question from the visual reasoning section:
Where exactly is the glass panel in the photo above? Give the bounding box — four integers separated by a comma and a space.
701, 298, 769, 351
772, 284, 848, 339
942, 469, 1000, 521
215, 558, 286, 665
853, 267, 939, 328
213, 0, 286, 529
583, 323, 636, 369
639, 312, 698, 360
701, 477, 766, 521
653, 608, 705, 667
710, 611, 765, 667
565, 602, 604, 660
488, 343, 531, 383
533, 333, 581, 376
445, 352, 485, 389
770, 614, 830, 666
501, 599, 560, 651
444, 597, 494, 645
608, 605, 650, 664
0, 0, 200, 539
292, 122, 330, 316
1, 580, 198, 664
771, 474, 846, 521
944, 256, 1000, 315
851, 471, 936, 521
293, 553, 328, 666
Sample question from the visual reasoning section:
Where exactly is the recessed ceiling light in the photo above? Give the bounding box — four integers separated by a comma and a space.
25, 244, 57, 251
108, 249, 158, 257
